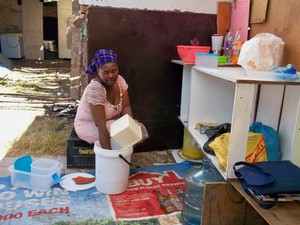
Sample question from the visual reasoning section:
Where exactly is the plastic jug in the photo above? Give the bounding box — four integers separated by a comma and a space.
182, 158, 218, 225
223, 29, 233, 63
231, 28, 242, 64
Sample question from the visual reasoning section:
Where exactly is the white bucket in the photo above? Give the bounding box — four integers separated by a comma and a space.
94, 140, 133, 194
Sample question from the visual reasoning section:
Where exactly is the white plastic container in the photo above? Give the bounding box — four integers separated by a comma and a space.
29, 158, 61, 190
110, 114, 142, 149
195, 53, 219, 68
94, 140, 133, 194
9, 161, 62, 192
31, 158, 59, 175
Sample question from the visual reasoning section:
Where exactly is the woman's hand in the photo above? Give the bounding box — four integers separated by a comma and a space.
135, 120, 149, 143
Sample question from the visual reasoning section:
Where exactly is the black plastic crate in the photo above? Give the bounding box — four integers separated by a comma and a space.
67, 127, 95, 168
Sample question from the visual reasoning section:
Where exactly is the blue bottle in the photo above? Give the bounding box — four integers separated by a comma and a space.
182, 158, 220, 225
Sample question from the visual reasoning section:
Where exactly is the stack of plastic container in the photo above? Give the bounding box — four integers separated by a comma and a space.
9, 156, 62, 192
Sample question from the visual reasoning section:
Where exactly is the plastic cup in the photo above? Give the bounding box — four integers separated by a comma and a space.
211, 35, 224, 54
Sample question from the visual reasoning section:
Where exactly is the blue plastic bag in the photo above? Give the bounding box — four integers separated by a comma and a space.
249, 122, 281, 161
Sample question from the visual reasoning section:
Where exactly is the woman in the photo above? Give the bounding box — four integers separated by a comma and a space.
74, 49, 148, 149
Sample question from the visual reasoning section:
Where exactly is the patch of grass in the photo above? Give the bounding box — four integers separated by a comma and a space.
7, 116, 73, 157
53, 218, 158, 225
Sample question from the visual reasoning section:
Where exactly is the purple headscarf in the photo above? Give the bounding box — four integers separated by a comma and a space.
85, 49, 118, 75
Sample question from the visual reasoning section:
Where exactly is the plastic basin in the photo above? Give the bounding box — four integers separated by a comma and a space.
177, 45, 211, 64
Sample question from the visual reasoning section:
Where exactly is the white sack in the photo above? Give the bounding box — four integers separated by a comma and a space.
238, 33, 285, 71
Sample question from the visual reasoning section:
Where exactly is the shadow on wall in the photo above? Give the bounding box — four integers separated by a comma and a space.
87, 7, 217, 152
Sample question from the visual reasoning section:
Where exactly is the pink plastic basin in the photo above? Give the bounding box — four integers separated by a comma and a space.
177, 45, 211, 63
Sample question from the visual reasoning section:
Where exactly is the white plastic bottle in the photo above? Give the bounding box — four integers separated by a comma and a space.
223, 30, 233, 63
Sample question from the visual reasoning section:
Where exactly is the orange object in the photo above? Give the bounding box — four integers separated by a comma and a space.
231, 40, 243, 64
231, 53, 239, 64
72, 176, 95, 184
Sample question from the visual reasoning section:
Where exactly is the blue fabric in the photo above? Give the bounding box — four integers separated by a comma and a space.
86, 49, 118, 75
234, 160, 300, 208
234, 160, 300, 195
233, 161, 275, 187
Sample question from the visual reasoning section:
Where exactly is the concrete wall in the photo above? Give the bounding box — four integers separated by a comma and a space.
0, 0, 22, 34
0, 0, 71, 60
1, 0, 231, 59
58, 0, 72, 59
0, 0, 44, 59
79, 0, 232, 14
22, 0, 43, 60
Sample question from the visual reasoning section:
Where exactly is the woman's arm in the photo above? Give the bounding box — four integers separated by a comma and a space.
121, 89, 133, 117
121, 86, 149, 142
89, 103, 111, 149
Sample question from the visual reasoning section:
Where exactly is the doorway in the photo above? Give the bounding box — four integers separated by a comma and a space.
43, 1, 58, 59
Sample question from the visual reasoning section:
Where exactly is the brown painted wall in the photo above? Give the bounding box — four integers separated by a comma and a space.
250, 0, 300, 70
87, 7, 216, 151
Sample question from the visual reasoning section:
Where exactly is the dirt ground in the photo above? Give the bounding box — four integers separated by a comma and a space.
0, 59, 75, 159
1, 59, 74, 106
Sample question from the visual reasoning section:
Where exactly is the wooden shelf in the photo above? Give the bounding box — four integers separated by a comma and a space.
230, 180, 300, 225
174, 59, 300, 225
172, 60, 300, 85
173, 60, 300, 179
194, 66, 300, 84
202, 181, 300, 225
